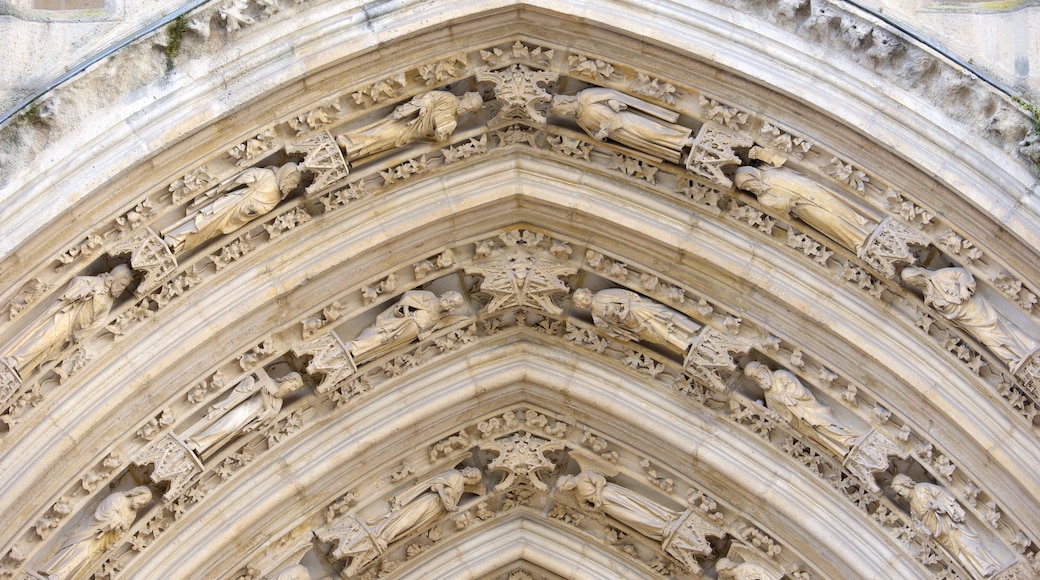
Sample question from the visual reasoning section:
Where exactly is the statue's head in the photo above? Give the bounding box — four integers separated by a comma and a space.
733, 166, 764, 194
572, 288, 594, 309
549, 94, 579, 117
275, 372, 305, 396
890, 474, 914, 497
277, 163, 302, 196
127, 486, 154, 508
108, 264, 135, 296
556, 474, 577, 491
458, 92, 484, 115
438, 291, 464, 313
460, 467, 483, 485
743, 361, 772, 388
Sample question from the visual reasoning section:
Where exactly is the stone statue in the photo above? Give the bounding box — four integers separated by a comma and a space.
550, 88, 693, 163
572, 288, 701, 351
324, 468, 482, 576
37, 486, 153, 579
163, 163, 301, 254
184, 372, 304, 456
557, 470, 680, 541
346, 290, 464, 362
555, 469, 721, 572
335, 91, 483, 162
744, 362, 863, 458
902, 266, 1039, 368
734, 165, 876, 253
2, 265, 134, 378
891, 475, 1002, 578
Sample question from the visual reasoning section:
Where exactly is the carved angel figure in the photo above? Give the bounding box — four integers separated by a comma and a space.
716, 558, 780, 580
902, 266, 1038, 368
346, 290, 464, 363
891, 475, 1001, 577
744, 362, 863, 458
332, 468, 482, 576
163, 163, 301, 254
572, 288, 701, 351
734, 165, 876, 253
2, 265, 134, 378
335, 91, 483, 162
550, 88, 693, 163
37, 486, 152, 579
184, 372, 304, 456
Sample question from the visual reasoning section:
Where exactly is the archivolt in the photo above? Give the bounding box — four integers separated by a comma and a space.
1, 2, 1039, 579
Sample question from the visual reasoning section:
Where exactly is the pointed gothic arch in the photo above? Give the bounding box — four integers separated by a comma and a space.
1, 2, 1039, 579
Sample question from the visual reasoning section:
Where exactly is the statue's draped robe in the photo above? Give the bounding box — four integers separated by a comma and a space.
764, 369, 862, 458
164, 167, 281, 253
4, 275, 116, 375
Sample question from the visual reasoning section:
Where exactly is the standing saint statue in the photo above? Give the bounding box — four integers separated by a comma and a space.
572, 287, 701, 351
891, 475, 1002, 577
557, 470, 681, 541
734, 165, 876, 253
902, 266, 1038, 368
744, 362, 863, 458
2, 265, 134, 378
184, 372, 304, 457
335, 91, 483, 163
163, 163, 301, 254
345, 290, 464, 363
324, 468, 483, 576
550, 88, 693, 163
37, 486, 153, 579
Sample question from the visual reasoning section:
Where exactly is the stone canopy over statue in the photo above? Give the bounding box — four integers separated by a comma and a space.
335, 90, 483, 163
550, 88, 693, 163
163, 163, 301, 254
572, 287, 701, 351
2, 265, 134, 379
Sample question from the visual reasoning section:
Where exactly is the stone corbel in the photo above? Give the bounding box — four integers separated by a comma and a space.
292, 331, 356, 394
1012, 346, 1040, 401
858, 217, 929, 278
130, 432, 204, 500
108, 227, 179, 297
683, 326, 751, 391
285, 131, 350, 196
842, 429, 906, 493
661, 506, 726, 573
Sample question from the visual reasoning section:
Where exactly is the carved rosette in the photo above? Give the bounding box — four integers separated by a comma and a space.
292, 331, 356, 394
684, 123, 753, 188
480, 431, 564, 491
477, 64, 559, 126
316, 513, 382, 577
130, 433, 204, 499
286, 131, 350, 195
662, 507, 726, 573
858, 217, 929, 278
683, 327, 751, 390
109, 227, 178, 296
466, 250, 576, 315
1012, 347, 1040, 401
843, 429, 904, 493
